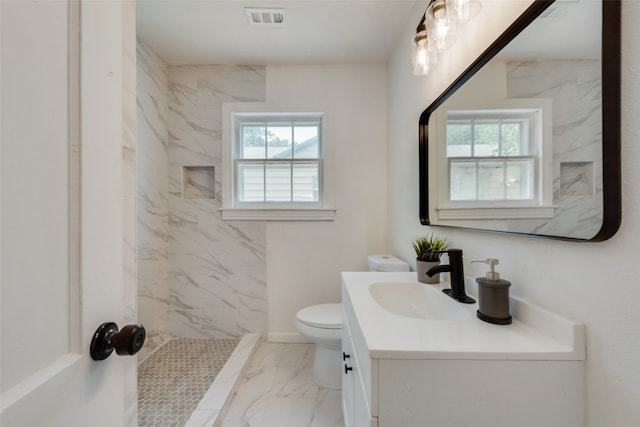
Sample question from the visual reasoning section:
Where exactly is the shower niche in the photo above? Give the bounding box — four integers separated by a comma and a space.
182, 166, 215, 199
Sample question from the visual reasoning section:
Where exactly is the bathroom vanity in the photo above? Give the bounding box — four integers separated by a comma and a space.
341, 272, 585, 427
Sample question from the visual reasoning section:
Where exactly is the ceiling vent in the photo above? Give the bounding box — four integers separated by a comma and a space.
245, 8, 286, 26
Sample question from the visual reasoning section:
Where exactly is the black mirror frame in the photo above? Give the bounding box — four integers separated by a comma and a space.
418, 0, 621, 242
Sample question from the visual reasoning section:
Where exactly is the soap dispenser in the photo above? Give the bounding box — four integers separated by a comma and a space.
472, 259, 512, 325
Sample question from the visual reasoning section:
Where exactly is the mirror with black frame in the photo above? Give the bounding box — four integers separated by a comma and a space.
419, 0, 620, 241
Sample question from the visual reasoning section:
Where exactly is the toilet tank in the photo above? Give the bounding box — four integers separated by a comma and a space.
368, 254, 409, 272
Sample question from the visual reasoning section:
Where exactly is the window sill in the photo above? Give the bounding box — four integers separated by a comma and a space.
220, 208, 336, 221
436, 206, 556, 220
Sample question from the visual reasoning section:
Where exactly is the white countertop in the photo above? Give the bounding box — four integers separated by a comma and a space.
342, 271, 586, 361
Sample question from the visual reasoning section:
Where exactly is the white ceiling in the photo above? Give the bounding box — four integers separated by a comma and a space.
136, 0, 418, 65
500, 0, 601, 60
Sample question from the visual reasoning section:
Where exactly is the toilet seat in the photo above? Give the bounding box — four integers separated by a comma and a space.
296, 303, 342, 329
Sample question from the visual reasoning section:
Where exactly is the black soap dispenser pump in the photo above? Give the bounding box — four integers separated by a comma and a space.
472, 258, 512, 325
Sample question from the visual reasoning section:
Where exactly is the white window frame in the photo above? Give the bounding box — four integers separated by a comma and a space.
433, 98, 555, 220
221, 102, 335, 221
446, 109, 538, 205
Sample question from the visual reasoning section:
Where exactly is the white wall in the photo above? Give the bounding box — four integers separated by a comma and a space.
265, 65, 389, 340
388, 1, 639, 425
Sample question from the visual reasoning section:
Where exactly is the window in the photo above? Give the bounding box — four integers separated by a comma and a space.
433, 101, 555, 220
446, 110, 537, 204
221, 105, 334, 221
236, 116, 322, 205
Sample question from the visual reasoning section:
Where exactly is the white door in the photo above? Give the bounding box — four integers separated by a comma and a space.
1, 1, 138, 426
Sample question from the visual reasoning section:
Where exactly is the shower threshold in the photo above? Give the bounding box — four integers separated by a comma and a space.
138, 333, 261, 427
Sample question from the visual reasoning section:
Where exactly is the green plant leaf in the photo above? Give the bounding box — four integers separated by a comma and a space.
411, 234, 448, 261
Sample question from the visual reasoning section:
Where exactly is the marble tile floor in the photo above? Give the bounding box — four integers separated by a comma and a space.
219, 343, 344, 427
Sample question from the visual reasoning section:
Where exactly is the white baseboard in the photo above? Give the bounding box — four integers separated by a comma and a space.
267, 332, 310, 343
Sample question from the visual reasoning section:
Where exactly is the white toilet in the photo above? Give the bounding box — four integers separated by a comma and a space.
295, 254, 409, 389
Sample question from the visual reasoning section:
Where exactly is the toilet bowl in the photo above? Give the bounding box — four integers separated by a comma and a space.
295, 303, 342, 389
295, 254, 409, 390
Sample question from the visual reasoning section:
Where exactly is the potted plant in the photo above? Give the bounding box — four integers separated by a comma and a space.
412, 234, 448, 284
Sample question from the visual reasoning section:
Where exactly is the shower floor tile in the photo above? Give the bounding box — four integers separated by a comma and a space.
138, 338, 240, 427
219, 343, 344, 427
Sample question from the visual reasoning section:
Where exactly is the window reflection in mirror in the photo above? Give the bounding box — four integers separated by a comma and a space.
446, 109, 539, 203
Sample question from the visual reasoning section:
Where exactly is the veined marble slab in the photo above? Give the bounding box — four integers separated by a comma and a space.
167, 65, 267, 340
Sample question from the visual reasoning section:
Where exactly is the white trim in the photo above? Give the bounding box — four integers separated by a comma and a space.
220, 208, 336, 221
0, 354, 82, 413
437, 205, 556, 220
67, 0, 82, 354
221, 102, 335, 219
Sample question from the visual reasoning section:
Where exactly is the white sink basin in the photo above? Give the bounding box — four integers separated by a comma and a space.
369, 281, 470, 320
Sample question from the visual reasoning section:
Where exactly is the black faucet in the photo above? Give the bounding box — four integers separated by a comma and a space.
426, 249, 475, 304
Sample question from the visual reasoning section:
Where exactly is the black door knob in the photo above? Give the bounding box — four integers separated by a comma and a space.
343, 352, 351, 361
344, 364, 353, 374
90, 322, 146, 361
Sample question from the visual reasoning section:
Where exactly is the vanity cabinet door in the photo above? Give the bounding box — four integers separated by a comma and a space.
342, 311, 355, 427
353, 369, 377, 427
343, 313, 378, 427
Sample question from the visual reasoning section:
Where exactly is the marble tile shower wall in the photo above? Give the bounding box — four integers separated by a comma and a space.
167, 65, 268, 339
506, 59, 602, 238
137, 41, 170, 359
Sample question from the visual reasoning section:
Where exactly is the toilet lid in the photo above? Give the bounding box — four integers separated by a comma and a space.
296, 303, 342, 329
